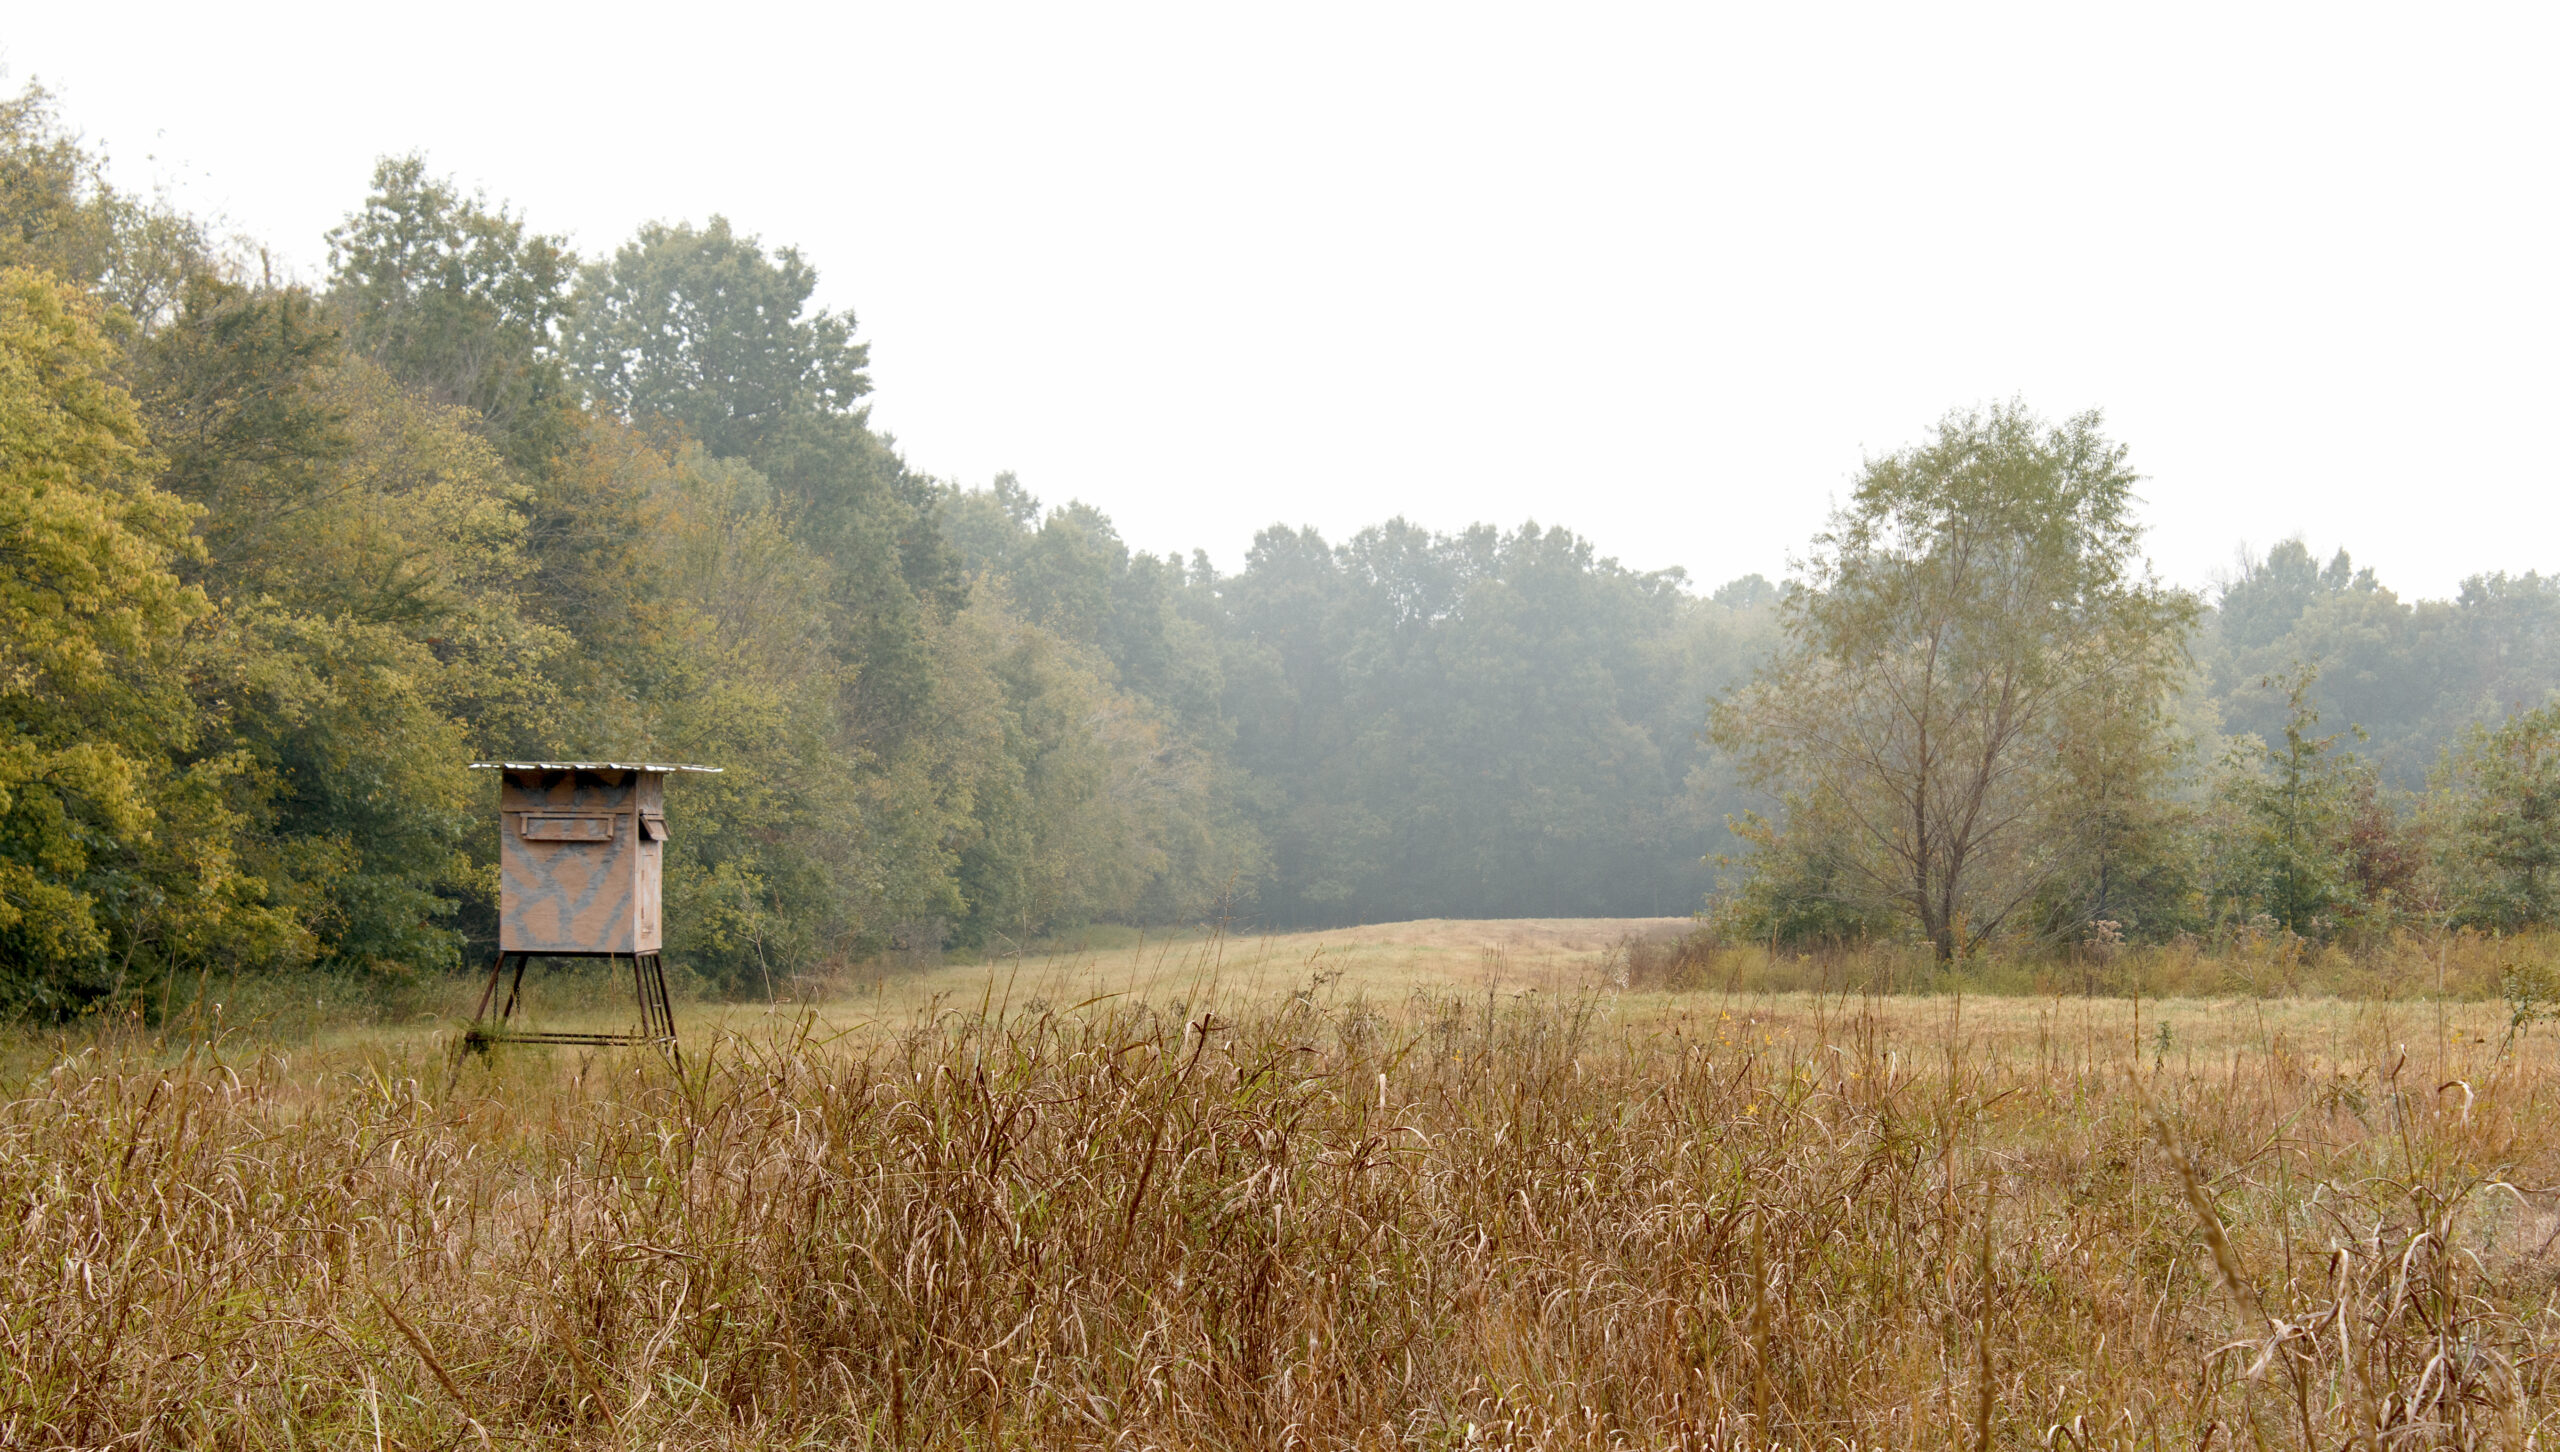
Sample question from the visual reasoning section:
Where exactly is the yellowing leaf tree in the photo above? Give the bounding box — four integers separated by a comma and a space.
0, 267, 283, 1004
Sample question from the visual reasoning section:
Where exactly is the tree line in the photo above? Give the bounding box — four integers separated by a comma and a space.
0, 84, 1784, 1012
1714, 405, 2560, 959
4, 82, 2556, 1014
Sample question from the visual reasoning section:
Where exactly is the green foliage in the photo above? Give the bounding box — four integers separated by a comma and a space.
326, 156, 579, 469
567, 215, 956, 748
930, 478, 1265, 941
135, 278, 349, 575
131, 267, 561, 980
1713, 805, 1901, 948
609, 440, 862, 988
2024, 713, 2205, 948
1201, 516, 1765, 924
568, 217, 869, 462
0, 82, 206, 331
0, 267, 284, 1008
2206, 668, 2360, 939
2210, 540, 2560, 786
203, 605, 484, 975
2440, 702, 2560, 930
2500, 953, 2560, 1050
2216, 539, 2374, 652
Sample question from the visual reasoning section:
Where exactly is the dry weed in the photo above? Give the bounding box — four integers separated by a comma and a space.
2, 985, 2556, 1448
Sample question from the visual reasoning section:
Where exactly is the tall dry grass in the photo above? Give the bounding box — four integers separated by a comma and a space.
1617, 926, 2557, 1004
3, 982, 2557, 1448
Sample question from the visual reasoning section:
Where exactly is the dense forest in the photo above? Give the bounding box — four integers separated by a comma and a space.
3, 82, 2558, 1012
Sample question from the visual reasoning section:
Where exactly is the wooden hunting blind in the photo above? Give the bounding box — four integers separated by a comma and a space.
463, 761, 719, 1061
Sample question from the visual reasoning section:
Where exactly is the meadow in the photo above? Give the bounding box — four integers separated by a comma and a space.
4, 922, 2557, 1449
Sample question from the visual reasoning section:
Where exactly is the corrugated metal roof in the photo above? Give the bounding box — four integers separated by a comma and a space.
470, 761, 723, 773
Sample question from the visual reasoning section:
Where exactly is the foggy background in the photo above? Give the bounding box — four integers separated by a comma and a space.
7, 1, 2552, 599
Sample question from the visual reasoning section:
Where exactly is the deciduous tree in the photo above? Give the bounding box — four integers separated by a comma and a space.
1715, 404, 2196, 960
2440, 701, 2560, 930
0, 267, 281, 1006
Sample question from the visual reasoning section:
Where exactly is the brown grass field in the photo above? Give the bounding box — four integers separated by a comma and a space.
5, 921, 2558, 1448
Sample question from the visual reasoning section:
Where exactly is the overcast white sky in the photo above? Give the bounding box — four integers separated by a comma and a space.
9, 3, 2553, 600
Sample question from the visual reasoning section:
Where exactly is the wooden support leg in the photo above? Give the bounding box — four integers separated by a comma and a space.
647, 953, 684, 1073
628, 953, 651, 1039
497, 953, 530, 1025
650, 957, 667, 1043
451, 953, 505, 1090
463, 951, 679, 1065
645, 952, 665, 1044
471, 952, 507, 1026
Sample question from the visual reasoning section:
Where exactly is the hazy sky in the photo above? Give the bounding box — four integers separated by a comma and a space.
9, 3, 2553, 601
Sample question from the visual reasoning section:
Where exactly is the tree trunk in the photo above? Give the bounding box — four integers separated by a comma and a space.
1919, 875, 1957, 963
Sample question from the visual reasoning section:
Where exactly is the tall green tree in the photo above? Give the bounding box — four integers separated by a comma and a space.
2439, 702, 2560, 930
934, 476, 1267, 939
0, 82, 205, 332
2207, 667, 2359, 938
567, 217, 958, 736
2216, 540, 2372, 653
326, 156, 579, 470
1716, 404, 2197, 960
568, 217, 867, 465
2023, 660, 2203, 945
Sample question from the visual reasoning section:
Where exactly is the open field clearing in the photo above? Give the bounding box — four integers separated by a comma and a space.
771, 918, 1693, 1027
8, 931, 2560, 1447
320, 918, 1690, 1053
393, 915, 2540, 1056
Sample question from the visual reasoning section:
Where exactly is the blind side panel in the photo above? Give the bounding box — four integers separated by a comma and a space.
635, 830, 662, 953
497, 768, 645, 954
498, 824, 639, 954
633, 770, 663, 950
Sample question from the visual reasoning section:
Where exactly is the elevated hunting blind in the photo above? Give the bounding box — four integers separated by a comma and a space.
464, 761, 719, 1062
